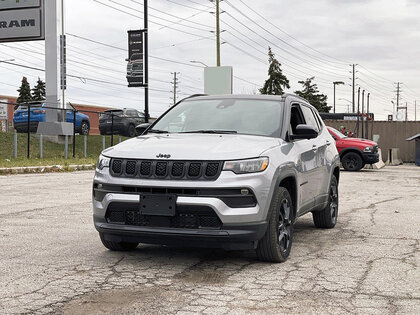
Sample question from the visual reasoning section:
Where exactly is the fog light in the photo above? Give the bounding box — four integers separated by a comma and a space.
241, 188, 249, 195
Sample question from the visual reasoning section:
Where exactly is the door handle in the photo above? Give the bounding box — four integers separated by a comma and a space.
312, 145, 317, 151
326, 140, 332, 146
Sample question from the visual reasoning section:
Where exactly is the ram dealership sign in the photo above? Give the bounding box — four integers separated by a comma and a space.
0, 0, 44, 42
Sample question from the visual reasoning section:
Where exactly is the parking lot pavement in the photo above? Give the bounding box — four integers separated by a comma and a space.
0, 166, 419, 315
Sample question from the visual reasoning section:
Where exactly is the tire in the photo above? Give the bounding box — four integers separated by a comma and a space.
256, 187, 294, 263
80, 121, 90, 135
341, 152, 363, 171
127, 124, 136, 137
99, 233, 138, 251
313, 175, 338, 229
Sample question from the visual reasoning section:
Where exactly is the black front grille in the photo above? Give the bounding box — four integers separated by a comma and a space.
172, 162, 184, 177
107, 203, 222, 229
140, 161, 152, 176
112, 159, 122, 174
188, 163, 201, 177
206, 163, 219, 177
155, 162, 168, 176
110, 159, 222, 181
126, 161, 137, 175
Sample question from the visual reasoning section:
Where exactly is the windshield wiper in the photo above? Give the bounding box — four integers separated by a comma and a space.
148, 129, 169, 134
180, 130, 237, 134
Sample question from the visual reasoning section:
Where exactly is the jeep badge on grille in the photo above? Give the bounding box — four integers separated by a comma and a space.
156, 153, 171, 159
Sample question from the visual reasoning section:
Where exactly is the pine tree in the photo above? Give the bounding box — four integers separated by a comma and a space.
259, 47, 290, 95
295, 77, 331, 113
16, 77, 33, 109
31, 77, 46, 102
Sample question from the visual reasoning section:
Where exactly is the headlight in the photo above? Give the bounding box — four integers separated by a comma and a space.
97, 154, 111, 170
363, 146, 373, 152
223, 157, 269, 174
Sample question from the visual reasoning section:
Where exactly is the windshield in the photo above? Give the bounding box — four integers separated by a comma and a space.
329, 127, 347, 139
151, 98, 283, 137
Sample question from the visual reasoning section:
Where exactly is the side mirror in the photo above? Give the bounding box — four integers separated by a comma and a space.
289, 124, 318, 140
135, 123, 152, 135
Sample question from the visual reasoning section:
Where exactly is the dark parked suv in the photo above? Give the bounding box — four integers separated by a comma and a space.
99, 108, 145, 137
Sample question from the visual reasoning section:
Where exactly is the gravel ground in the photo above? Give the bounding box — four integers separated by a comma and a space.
0, 166, 419, 314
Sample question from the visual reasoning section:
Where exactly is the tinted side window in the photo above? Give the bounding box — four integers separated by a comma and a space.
126, 110, 137, 117
301, 106, 320, 133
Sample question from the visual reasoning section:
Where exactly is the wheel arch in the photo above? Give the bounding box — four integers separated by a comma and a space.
278, 176, 298, 221
339, 147, 363, 159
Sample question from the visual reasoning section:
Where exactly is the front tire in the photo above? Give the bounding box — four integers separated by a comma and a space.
313, 175, 338, 228
99, 233, 138, 251
342, 152, 363, 171
256, 187, 294, 263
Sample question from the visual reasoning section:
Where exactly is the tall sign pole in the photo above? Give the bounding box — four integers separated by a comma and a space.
45, 0, 59, 123
144, 0, 149, 123
216, 0, 221, 66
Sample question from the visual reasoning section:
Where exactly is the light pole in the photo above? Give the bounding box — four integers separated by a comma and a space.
190, 60, 208, 67
333, 81, 345, 113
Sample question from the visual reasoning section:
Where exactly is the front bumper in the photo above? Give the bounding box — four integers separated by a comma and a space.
93, 165, 276, 248
362, 152, 380, 164
95, 216, 266, 250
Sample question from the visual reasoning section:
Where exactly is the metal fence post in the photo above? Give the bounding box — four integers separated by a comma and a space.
27, 104, 30, 159
102, 136, 105, 150
73, 110, 76, 158
64, 135, 68, 159
84, 135, 87, 158
111, 112, 114, 146
119, 136, 122, 143
40, 134, 43, 159
13, 131, 17, 158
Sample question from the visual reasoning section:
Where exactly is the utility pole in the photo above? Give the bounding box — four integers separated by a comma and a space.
396, 82, 401, 108
406, 102, 408, 121
415, 100, 417, 121
366, 93, 370, 139
351, 64, 356, 113
144, 0, 149, 123
216, 0, 221, 66
171, 72, 179, 105
356, 87, 360, 137
361, 90, 365, 138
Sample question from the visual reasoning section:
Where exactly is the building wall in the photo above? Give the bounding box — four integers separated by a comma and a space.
326, 120, 420, 162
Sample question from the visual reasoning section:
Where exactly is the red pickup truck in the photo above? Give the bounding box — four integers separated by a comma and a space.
327, 127, 379, 171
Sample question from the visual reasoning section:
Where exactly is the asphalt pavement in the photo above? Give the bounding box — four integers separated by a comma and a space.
0, 166, 419, 314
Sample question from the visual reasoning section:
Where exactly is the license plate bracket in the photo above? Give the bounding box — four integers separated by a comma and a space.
139, 194, 176, 216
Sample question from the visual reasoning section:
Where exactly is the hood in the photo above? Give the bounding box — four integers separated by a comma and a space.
102, 134, 282, 160
341, 137, 377, 147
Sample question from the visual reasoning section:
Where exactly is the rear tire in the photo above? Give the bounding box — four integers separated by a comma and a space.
256, 187, 294, 263
342, 152, 363, 171
127, 124, 136, 137
80, 121, 90, 135
313, 175, 338, 228
99, 233, 138, 251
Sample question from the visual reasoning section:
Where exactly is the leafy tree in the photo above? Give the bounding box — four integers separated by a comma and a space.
295, 77, 331, 113
16, 77, 32, 109
259, 47, 290, 95
31, 77, 46, 102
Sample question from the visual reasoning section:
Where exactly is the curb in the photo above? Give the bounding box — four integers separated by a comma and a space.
0, 164, 95, 175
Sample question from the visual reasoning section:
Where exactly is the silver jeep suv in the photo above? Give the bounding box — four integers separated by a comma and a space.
93, 94, 340, 262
